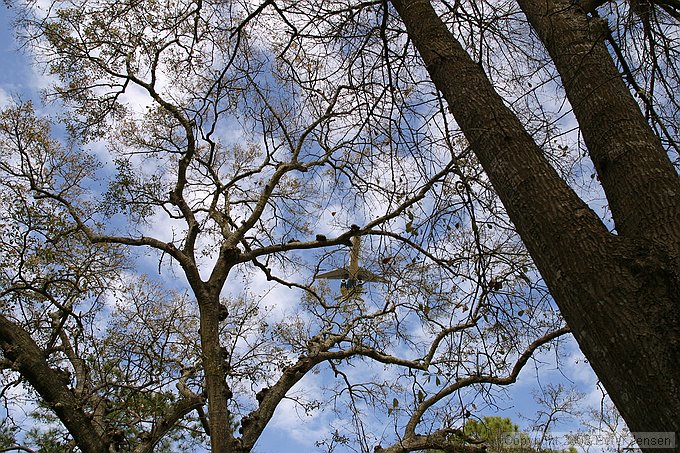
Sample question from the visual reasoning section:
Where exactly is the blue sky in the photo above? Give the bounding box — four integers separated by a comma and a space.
1, 8, 31, 100
0, 3, 623, 452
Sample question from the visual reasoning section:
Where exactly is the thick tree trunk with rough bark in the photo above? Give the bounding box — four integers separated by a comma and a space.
190, 277, 236, 453
197, 294, 234, 453
390, 0, 680, 447
513, 0, 680, 440
180, 243, 238, 452
515, 0, 679, 246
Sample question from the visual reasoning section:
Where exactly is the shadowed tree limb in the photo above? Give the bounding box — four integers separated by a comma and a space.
0, 314, 109, 453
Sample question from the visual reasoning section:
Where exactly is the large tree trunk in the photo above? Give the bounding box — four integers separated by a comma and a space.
181, 244, 237, 452
514, 0, 679, 250
389, 0, 680, 446
197, 290, 236, 453
513, 0, 680, 439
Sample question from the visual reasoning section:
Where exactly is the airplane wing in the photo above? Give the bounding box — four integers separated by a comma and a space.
316, 268, 351, 280
355, 267, 388, 283
317, 267, 387, 283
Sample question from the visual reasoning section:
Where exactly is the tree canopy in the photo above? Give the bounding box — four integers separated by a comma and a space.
0, 0, 677, 452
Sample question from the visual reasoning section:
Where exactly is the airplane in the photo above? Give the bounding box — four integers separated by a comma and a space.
317, 235, 387, 299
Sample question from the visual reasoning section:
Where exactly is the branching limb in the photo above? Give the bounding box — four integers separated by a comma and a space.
237, 351, 325, 450
0, 314, 109, 453
376, 429, 486, 453
0, 446, 38, 453
403, 326, 570, 438
250, 257, 323, 303
132, 395, 204, 453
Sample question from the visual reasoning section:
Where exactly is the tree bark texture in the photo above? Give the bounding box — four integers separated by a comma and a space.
515, 0, 679, 248
197, 290, 236, 453
390, 0, 680, 447
514, 0, 680, 440
0, 315, 109, 453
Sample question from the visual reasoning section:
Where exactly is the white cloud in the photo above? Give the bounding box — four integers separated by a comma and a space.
0, 86, 11, 108
262, 371, 335, 448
